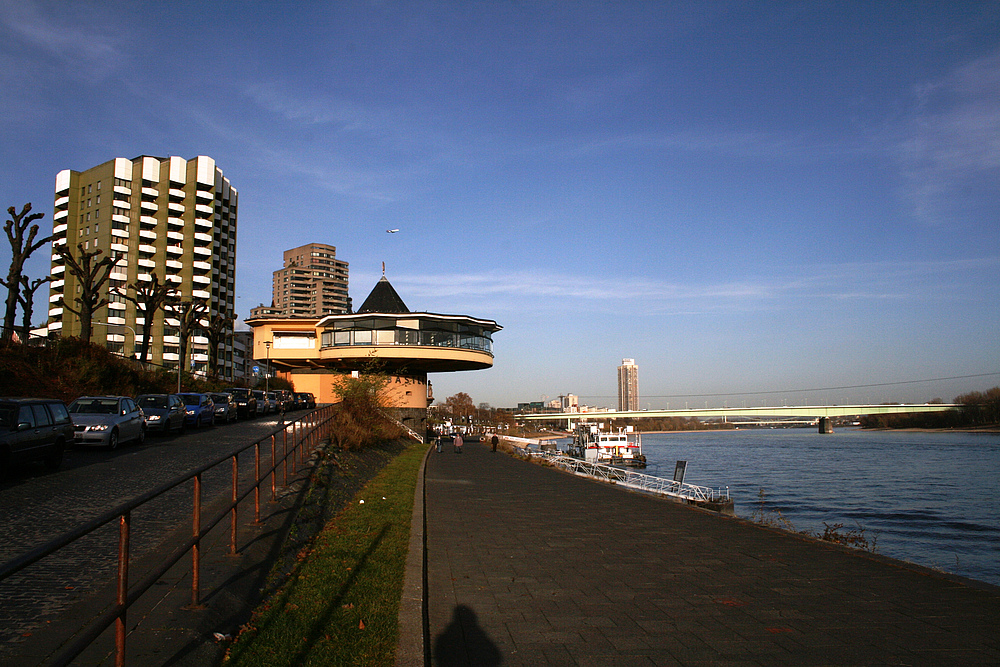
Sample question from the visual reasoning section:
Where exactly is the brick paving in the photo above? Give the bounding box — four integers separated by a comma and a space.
424, 441, 1000, 666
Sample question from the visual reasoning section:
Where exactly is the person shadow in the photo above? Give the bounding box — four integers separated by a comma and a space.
433, 604, 502, 666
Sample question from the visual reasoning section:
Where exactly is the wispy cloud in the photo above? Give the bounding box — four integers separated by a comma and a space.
244, 81, 404, 138
562, 128, 860, 162
0, 1, 123, 79
358, 256, 998, 315
897, 50, 1000, 223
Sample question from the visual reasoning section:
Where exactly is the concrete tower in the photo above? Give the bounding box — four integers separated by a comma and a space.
47, 156, 237, 377
617, 358, 639, 411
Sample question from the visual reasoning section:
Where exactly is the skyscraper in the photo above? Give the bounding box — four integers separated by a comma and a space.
47, 155, 238, 377
250, 243, 350, 318
618, 358, 639, 411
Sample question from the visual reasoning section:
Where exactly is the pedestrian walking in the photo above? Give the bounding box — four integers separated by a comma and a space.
491, 433, 499, 452
436, 435, 443, 453
454, 432, 463, 453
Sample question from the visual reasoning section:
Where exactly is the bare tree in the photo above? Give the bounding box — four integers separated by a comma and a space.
115, 272, 177, 363
2, 203, 51, 341
54, 243, 118, 343
16, 275, 51, 343
205, 311, 235, 379
171, 298, 209, 377
444, 392, 476, 427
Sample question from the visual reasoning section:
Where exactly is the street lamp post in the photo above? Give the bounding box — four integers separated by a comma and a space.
264, 341, 272, 394
92, 321, 137, 358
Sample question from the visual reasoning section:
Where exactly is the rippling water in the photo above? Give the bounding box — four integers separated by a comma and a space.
559, 428, 1000, 587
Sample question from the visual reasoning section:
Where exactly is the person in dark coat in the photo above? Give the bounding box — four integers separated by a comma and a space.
491, 433, 499, 452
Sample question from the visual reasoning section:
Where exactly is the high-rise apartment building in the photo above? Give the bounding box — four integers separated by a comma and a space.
46, 155, 238, 377
251, 243, 350, 318
617, 358, 639, 411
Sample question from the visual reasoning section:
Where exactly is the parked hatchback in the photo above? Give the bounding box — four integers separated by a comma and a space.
251, 390, 270, 416
209, 392, 238, 423
177, 393, 214, 428
0, 398, 75, 476
69, 396, 145, 450
295, 392, 317, 410
226, 388, 257, 419
136, 394, 187, 434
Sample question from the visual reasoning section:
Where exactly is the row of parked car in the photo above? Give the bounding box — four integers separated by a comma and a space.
0, 390, 317, 477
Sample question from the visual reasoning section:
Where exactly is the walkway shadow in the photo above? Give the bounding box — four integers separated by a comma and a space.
433, 604, 501, 666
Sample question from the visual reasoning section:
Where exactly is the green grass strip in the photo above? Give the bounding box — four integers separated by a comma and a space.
224, 441, 427, 666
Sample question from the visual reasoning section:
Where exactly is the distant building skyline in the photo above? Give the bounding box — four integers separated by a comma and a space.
618, 358, 639, 412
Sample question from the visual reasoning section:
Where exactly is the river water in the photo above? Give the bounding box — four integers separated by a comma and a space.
556, 428, 1000, 587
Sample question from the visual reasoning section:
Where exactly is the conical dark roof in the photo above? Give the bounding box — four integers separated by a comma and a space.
356, 276, 410, 313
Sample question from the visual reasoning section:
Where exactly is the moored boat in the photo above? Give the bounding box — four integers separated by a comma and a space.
566, 423, 646, 467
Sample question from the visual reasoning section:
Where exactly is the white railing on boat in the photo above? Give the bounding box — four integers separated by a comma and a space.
534, 452, 729, 503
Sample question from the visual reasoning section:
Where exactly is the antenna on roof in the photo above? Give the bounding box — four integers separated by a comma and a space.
382, 261, 385, 276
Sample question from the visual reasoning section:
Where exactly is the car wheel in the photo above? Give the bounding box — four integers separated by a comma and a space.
136, 426, 146, 445
108, 429, 120, 450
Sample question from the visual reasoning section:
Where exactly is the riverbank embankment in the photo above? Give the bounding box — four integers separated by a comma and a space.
424, 438, 1000, 664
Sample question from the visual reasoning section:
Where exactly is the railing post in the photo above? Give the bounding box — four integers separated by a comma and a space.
115, 511, 130, 667
188, 473, 203, 609
230, 454, 238, 555
290, 421, 298, 475
270, 434, 277, 501
282, 425, 288, 486
254, 442, 261, 524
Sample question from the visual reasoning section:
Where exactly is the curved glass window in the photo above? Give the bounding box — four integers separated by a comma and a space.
321, 322, 493, 354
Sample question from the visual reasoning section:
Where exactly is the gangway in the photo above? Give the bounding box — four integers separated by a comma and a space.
532, 451, 730, 505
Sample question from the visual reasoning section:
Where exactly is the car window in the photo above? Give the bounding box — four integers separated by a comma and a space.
171, 396, 182, 409
47, 402, 70, 424
31, 404, 53, 427
181, 395, 200, 406
139, 396, 167, 409
18, 406, 35, 428
70, 399, 118, 414
0, 406, 15, 428
125, 398, 138, 413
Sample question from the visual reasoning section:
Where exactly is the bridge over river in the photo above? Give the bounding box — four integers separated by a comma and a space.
519, 403, 958, 433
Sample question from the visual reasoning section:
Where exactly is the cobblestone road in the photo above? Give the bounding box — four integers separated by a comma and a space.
0, 412, 308, 656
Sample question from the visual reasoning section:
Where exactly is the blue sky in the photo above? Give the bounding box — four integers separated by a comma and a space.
2, 1, 998, 408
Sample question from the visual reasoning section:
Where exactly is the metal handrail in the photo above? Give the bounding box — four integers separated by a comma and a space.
0, 405, 337, 667
536, 452, 730, 503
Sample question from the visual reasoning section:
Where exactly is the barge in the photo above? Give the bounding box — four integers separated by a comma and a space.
566, 424, 646, 468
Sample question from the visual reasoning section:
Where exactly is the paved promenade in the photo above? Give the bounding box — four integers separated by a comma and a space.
424, 440, 1000, 666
